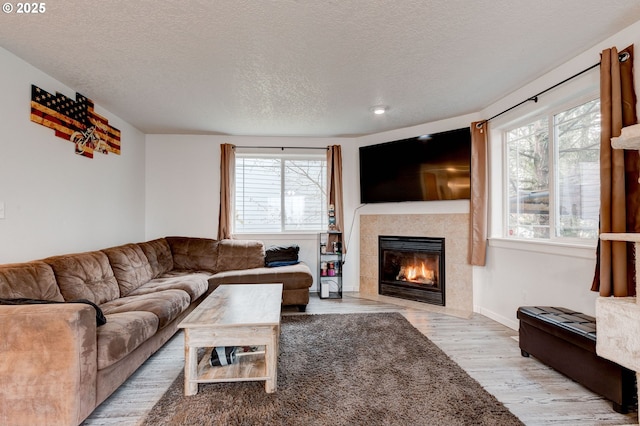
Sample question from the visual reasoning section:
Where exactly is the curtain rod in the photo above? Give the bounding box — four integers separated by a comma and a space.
476, 51, 630, 129
233, 145, 328, 150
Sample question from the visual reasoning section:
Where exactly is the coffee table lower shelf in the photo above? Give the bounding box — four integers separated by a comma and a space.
193, 347, 268, 384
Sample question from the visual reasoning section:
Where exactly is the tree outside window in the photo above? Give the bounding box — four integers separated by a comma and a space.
506, 98, 600, 241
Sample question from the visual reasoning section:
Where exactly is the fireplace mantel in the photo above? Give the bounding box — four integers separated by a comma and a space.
359, 214, 473, 316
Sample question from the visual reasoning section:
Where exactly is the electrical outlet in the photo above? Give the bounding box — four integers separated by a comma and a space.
0, 202, 5, 219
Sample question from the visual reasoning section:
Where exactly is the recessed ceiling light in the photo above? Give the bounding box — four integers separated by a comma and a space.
371, 105, 388, 115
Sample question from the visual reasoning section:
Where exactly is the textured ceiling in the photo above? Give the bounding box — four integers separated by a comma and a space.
2, 0, 640, 137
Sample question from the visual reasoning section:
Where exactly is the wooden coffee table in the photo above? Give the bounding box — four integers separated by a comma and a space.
178, 283, 283, 395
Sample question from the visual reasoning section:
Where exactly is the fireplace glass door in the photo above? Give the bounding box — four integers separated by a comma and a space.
381, 251, 440, 289
378, 236, 445, 306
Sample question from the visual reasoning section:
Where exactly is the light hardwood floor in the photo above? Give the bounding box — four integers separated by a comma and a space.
83, 293, 638, 426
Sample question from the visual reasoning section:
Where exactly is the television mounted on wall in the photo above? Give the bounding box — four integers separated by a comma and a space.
359, 127, 471, 203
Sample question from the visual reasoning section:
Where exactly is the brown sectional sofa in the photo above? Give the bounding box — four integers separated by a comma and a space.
0, 236, 312, 426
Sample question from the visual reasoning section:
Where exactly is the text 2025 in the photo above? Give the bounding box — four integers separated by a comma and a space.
17, 3, 45, 13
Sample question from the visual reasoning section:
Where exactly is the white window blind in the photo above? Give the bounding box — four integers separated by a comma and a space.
235, 153, 327, 233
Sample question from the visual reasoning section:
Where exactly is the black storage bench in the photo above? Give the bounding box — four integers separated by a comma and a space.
517, 306, 636, 413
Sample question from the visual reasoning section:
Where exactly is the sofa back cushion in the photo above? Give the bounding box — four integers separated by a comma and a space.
102, 244, 154, 297
215, 239, 265, 273
0, 261, 64, 301
44, 251, 120, 304
166, 236, 219, 273
138, 238, 174, 278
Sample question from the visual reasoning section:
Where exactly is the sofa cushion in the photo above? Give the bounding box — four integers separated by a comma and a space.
96, 311, 159, 370
100, 289, 190, 329
44, 252, 120, 305
127, 271, 210, 302
166, 236, 219, 273
216, 239, 265, 273
138, 238, 174, 278
102, 244, 153, 297
209, 262, 313, 290
0, 261, 64, 301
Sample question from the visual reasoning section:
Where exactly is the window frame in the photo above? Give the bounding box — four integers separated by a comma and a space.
502, 94, 601, 245
233, 150, 328, 234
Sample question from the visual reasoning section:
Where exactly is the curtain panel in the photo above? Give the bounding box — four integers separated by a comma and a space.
327, 145, 345, 248
469, 121, 488, 266
592, 45, 639, 297
217, 143, 235, 240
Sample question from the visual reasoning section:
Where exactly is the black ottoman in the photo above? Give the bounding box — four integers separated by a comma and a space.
517, 306, 636, 413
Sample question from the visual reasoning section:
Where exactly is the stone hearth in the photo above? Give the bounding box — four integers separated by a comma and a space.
359, 214, 473, 315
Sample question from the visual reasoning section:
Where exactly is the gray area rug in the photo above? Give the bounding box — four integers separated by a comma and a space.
142, 313, 523, 425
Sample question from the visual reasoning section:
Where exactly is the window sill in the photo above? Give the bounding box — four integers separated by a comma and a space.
488, 237, 597, 260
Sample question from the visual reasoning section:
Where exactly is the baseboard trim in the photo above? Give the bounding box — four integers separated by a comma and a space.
475, 305, 519, 331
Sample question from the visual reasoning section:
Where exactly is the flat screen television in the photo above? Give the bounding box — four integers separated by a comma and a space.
359, 127, 471, 203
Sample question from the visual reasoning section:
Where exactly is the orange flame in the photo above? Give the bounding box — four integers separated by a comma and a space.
399, 261, 435, 283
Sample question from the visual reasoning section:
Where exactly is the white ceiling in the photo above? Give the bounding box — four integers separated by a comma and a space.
2, 1, 640, 137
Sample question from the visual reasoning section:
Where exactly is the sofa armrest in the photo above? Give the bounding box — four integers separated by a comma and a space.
0, 304, 97, 425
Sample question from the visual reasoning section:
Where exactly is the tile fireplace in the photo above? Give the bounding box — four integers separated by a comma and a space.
359, 214, 472, 315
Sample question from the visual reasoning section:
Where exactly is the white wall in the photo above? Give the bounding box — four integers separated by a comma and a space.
0, 47, 146, 263
144, 135, 221, 240
474, 20, 640, 329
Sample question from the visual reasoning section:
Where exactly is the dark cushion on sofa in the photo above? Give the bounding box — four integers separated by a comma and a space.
265, 244, 299, 264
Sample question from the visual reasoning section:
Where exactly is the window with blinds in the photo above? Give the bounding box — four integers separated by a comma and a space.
234, 154, 327, 233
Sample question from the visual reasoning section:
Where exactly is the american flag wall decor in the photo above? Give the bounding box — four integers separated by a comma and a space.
30, 85, 121, 158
